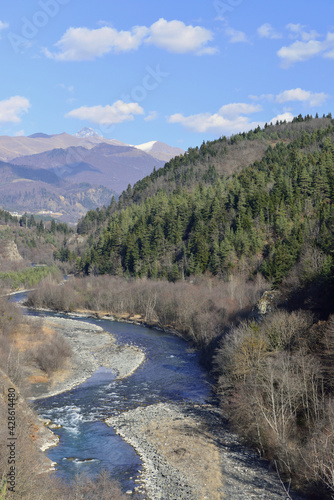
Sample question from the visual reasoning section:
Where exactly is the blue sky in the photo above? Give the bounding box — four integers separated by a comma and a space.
0, 0, 333, 148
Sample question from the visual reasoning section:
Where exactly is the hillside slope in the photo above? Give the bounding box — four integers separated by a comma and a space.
72, 115, 334, 284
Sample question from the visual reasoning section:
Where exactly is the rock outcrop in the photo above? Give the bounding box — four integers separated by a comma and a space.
0, 240, 23, 261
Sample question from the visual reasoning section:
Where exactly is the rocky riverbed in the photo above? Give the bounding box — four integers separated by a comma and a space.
106, 402, 302, 500
28, 316, 145, 400
23, 313, 304, 499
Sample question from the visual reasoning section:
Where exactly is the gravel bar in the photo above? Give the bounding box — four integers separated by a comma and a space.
28, 316, 145, 400
106, 402, 304, 500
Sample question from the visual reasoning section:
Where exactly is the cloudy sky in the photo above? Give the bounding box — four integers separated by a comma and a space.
0, 0, 333, 147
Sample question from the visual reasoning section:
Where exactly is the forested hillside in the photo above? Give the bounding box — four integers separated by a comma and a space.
24, 115, 334, 497
0, 209, 72, 290
70, 115, 334, 285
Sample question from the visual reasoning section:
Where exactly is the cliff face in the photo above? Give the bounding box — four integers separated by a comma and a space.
0, 368, 57, 491
0, 241, 23, 262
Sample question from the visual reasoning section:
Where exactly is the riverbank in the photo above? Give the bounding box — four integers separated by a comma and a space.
48, 307, 179, 337
22, 310, 306, 499
0, 369, 58, 475
28, 316, 145, 400
106, 401, 299, 500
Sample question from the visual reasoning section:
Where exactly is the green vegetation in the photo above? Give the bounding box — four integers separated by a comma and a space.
0, 208, 76, 290
0, 265, 60, 290
0, 209, 18, 226
71, 116, 334, 287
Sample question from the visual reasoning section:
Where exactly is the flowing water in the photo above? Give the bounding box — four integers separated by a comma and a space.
11, 294, 213, 493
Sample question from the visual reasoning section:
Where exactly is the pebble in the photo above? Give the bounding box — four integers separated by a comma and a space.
106, 402, 305, 500
28, 316, 145, 400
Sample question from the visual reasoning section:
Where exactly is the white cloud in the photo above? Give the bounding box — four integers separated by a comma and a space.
276, 88, 328, 107
197, 46, 219, 55
286, 23, 320, 41
146, 18, 216, 54
277, 39, 325, 67
249, 93, 275, 102
0, 20, 9, 31
0, 96, 30, 123
286, 23, 304, 36
44, 18, 216, 61
225, 27, 248, 43
219, 103, 262, 116
323, 32, 334, 58
14, 129, 25, 137
250, 88, 329, 107
168, 103, 262, 134
257, 23, 282, 39
270, 112, 294, 124
324, 48, 334, 59
65, 100, 144, 125
277, 29, 334, 66
0, 20, 9, 39
144, 111, 158, 122
45, 25, 149, 61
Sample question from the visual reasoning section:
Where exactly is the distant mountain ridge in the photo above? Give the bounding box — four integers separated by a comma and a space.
28, 133, 52, 139
0, 129, 185, 222
10, 142, 166, 193
0, 129, 184, 163
0, 132, 99, 162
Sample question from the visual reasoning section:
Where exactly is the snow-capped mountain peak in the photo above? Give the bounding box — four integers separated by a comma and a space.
133, 141, 185, 162
74, 127, 103, 139
134, 140, 157, 153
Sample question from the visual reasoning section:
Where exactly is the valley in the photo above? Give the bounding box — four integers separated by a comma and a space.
1, 2, 332, 497
0, 116, 333, 499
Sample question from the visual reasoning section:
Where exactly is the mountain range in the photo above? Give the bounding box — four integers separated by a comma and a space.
0, 129, 184, 222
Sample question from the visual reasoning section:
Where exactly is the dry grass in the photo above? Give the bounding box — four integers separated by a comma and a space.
143, 414, 223, 500
1, 316, 72, 394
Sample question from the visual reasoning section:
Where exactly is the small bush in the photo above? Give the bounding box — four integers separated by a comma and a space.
33, 332, 71, 375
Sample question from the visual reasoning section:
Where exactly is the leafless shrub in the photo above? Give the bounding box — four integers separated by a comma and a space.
26, 281, 80, 311
302, 400, 334, 497
299, 245, 330, 281
27, 274, 271, 352
323, 315, 334, 351
261, 309, 313, 351
66, 471, 129, 500
0, 258, 27, 273
0, 297, 22, 336
214, 306, 332, 494
32, 332, 71, 375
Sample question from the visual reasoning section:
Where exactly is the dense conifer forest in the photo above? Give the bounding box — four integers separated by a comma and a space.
70, 115, 334, 286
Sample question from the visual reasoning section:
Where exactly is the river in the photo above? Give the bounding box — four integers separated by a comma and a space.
9, 292, 305, 499
10, 292, 213, 494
